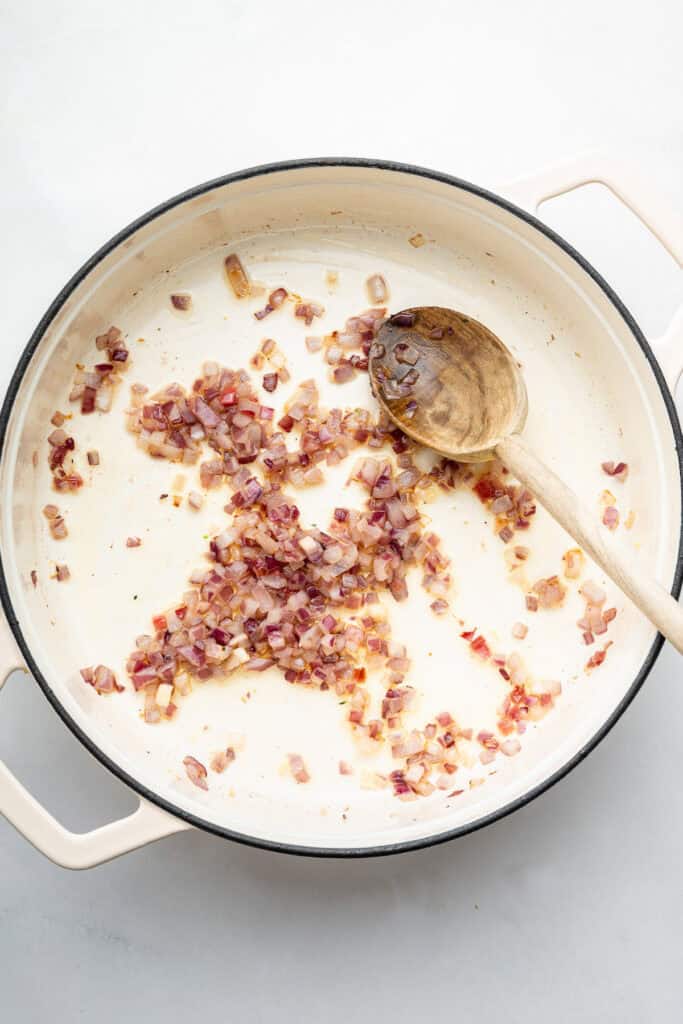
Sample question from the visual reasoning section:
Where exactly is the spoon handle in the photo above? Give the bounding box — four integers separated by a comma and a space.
496, 433, 683, 654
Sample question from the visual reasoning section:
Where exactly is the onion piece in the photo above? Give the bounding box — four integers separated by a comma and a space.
287, 753, 310, 784
294, 302, 324, 326
366, 274, 389, 304
224, 254, 250, 298
183, 755, 208, 790
601, 460, 628, 482
579, 580, 606, 606
531, 576, 566, 609
602, 506, 619, 530
80, 664, 123, 695
562, 547, 584, 579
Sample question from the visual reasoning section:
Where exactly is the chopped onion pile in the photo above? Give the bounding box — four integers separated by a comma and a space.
87, 285, 620, 797
496, 653, 561, 736
125, 454, 455, 768
124, 357, 573, 792
471, 469, 537, 543
126, 364, 270, 469
126, 362, 426, 497
116, 345, 586, 795
576, 580, 617, 646
47, 427, 83, 493
303, 307, 386, 385
70, 326, 129, 416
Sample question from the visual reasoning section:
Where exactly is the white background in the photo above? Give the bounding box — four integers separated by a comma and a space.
1, 1, 682, 1021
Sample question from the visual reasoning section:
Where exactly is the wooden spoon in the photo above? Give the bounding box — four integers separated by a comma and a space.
369, 306, 683, 653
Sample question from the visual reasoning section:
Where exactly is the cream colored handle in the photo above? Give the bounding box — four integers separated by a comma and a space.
502, 152, 683, 392
0, 632, 190, 869
497, 434, 683, 654
503, 151, 683, 264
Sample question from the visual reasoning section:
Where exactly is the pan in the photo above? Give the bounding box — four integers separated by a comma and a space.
0, 157, 681, 867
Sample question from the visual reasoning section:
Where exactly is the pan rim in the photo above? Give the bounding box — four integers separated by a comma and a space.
1, 156, 681, 858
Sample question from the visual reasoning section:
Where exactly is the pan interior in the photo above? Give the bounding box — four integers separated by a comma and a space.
0, 165, 679, 851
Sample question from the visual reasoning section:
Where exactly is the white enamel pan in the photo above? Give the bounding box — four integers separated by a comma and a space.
1, 157, 682, 868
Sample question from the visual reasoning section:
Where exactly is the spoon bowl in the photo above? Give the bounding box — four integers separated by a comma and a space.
369, 306, 528, 460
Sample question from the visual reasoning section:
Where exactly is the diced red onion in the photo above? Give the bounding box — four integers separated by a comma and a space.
366, 274, 388, 304
602, 461, 628, 482
580, 580, 606, 606
287, 753, 310, 784
183, 755, 208, 790
602, 506, 619, 530
225, 254, 250, 298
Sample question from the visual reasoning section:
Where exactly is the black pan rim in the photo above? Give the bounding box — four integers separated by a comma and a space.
1, 156, 681, 860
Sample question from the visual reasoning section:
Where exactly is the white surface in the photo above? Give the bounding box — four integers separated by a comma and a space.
1, 0, 682, 1020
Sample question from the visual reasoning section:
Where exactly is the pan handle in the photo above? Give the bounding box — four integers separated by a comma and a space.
0, 634, 190, 870
502, 153, 683, 392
